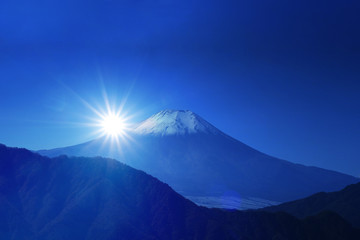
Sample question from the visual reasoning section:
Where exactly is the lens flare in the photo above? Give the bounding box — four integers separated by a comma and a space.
101, 113, 125, 137
60, 81, 138, 158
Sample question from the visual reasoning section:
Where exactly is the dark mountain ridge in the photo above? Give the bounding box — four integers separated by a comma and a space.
263, 181, 360, 228
1, 144, 359, 239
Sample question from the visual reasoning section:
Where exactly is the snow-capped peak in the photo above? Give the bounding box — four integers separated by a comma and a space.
133, 110, 221, 136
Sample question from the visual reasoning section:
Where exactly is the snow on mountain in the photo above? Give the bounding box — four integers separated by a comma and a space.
133, 110, 221, 136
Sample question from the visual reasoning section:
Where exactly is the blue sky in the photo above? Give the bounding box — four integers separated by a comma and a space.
0, 0, 359, 176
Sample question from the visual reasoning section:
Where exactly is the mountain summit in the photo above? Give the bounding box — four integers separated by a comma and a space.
133, 110, 221, 136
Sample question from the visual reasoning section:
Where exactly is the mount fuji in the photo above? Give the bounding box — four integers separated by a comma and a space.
39, 110, 358, 208
132, 110, 221, 135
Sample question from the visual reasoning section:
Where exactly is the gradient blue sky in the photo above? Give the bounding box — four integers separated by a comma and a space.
0, 0, 359, 176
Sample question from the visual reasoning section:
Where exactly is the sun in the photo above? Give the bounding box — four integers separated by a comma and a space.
101, 113, 126, 137
66, 83, 136, 152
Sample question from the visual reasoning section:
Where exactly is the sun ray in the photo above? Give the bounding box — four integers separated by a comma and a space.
58, 80, 142, 159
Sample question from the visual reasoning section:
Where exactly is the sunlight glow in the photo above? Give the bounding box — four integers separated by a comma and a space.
61, 80, 140, 158
101, 113, 125, 137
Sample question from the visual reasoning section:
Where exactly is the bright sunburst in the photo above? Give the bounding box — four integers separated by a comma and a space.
62, 82, 138, 157
101, 113, 125, 137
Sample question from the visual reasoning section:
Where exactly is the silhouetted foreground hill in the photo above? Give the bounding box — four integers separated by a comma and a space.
1, 144, 359, 240
263, 182, 360, 228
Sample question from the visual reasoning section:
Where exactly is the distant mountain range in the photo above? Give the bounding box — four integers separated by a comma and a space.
38, 110, 359, 208
263, 181, 360, 228
1, 144, 359, 240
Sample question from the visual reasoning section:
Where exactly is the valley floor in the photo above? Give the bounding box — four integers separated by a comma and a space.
185, 195, 280, 210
